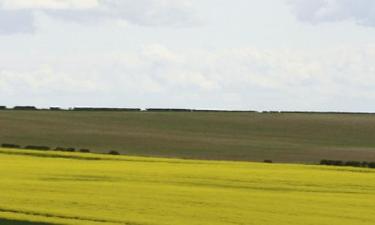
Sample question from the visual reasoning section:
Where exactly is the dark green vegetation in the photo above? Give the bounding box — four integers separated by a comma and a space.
1, 110, 375, 163
320, 159, 375, 168
0, 219, 55, 225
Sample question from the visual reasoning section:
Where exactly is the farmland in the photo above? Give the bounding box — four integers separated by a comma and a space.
1, 110, 375, 163
0, 148, 374, 225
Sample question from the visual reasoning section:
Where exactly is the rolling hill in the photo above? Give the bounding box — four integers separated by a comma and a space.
1, 110, 375, 162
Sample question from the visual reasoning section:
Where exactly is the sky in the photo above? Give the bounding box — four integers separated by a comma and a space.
1, 0, 375, 112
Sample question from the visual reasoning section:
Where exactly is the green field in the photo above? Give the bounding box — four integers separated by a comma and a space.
0, 148, 374, 225
1, 110, 375, 163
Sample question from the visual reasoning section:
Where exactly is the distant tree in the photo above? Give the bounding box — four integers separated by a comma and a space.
24, 145, 50, 151
79, 149, 90, 153
361, 161, 369, 168
49, 107, 62, 111
345, 161, 362, 167
13, 106, 37, 110
108, 150, 120, 155
320, 160, 344, 166
54, 147, 75, 152
333, 160, 343, 166
65, 148, 76, 152
1, 143, 21, 148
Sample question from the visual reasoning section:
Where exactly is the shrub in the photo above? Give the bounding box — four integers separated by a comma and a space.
79, 149, 90, 153
264, 160, 273, 163
320, 160, 339, 166
13, 106, 37, 110
65, 148, 76, 152
73, 107, 141, 112
320, 159, 375, 169
49, 107, 62, 111
108, 150, 120, 155
1, 143, 21, 149
368, 162, 375, 169
24, 145, 50, 151
54, 147, 75, 152
333, 160, 343, 166
146, 108, 193, 112
361, 161, 369, 168
345, 161, 362, 167
320, 160, 344, 166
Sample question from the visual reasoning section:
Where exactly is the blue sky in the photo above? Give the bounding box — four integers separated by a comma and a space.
1, 0, 375, 111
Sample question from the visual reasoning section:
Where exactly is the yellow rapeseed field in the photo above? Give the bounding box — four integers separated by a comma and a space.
0, 148, 374, 225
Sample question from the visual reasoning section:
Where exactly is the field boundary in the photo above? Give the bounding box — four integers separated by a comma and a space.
1, 105, 375, 114
0, 207, 141, 225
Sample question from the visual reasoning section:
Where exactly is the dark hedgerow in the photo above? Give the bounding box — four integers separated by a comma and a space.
108, 150, 120, 155
146, 108, 193, 112
54, 147, 75, 152
264, 160, 273, 163
54, 147, 65, 151
1, 143, 21, 148
49, 107, 62, 111
320, 160, 343, 166
321, 159, 375, 169
345, 161, 362, 167
65, 148, 76, 152
13, 106, 38, 110
79, 149, 91, 153
334, 160, 343, 166
362, 161, 369, 167
24, 145, 50, 151
369, 162, 375, 169
73, 107, 141, 112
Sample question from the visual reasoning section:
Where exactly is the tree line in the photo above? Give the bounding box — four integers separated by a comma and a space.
1, 106, 374, 114
320, 159, 375, 169
1, 143, 119, 155
2, 143, 374, 168
0, 106, 256, 112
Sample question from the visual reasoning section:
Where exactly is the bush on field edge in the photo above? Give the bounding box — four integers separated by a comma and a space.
54, 147, 76, 152
24, 145, 50, 151
108, 150, 120, 155
320, 159, 375, 169
2, 143, 375, 168
1, 143, 21, 148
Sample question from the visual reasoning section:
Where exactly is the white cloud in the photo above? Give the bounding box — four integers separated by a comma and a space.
0, 65, 103, 95
0, 9, 34, 34
0, 0, 197, 34
99, 0, 197, 27
0, 0, 99, 10
287, 0, 375, 27
2, 45, 375, 111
